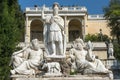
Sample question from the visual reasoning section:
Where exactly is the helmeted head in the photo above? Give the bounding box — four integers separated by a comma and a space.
53, 2, 59, 16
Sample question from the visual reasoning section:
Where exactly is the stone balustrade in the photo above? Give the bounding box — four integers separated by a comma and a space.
102, 59, 120, 69
25, 6, 87, 12
18, 42, 106, 49
88, 15, 105, 20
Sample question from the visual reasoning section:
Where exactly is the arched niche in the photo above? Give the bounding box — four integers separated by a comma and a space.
68, 19, 82, 42
30, 19, 43, 42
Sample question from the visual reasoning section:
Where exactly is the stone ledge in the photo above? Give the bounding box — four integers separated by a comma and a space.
11, 77, 110, 80
11, 75, 111, 80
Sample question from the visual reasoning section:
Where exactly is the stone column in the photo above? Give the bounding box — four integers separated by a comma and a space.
82, 15, 87, 40
25, 16, 30, 43
82, 17, 86, 40
84, 15, 87, 40
64, 16, 69, 42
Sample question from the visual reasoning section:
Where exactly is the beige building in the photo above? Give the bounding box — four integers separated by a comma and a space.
23, 5, 120, 69
24, 5, 111, 43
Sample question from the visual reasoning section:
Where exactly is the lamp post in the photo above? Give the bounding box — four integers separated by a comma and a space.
99, 29, 103, 41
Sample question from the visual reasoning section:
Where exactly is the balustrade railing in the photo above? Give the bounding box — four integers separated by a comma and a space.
88, 15, 105, 19
25, 6, 87, 12
101, 59, 120, 69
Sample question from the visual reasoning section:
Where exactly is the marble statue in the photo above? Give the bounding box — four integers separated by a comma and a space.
105, 40, 114, 59
42, 62, 62, 75
9, 45, 29, 68
86, 40, 94, 50
69, 39, 110, 74
85, 40, 96, 61
42, 2, 66, 56
108, 40, 114, 59
10, 39, 43, 75
72, 37, 85, 48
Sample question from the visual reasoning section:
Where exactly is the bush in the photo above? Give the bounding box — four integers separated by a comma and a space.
85, 33, 110, 42
85, 34, 98, 42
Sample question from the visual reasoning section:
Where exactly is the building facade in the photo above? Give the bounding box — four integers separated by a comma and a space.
24, 5, 111, 43
22, 5, 120, 70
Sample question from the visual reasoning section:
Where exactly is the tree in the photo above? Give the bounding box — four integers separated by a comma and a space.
104, 0, 120, 44
114, 43, 120, 60
0, 0, 24, 79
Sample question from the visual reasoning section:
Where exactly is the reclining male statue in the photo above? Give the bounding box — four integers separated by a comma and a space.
10, 39, 43, 75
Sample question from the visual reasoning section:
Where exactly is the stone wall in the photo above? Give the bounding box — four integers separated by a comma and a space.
86, 19, 111, 37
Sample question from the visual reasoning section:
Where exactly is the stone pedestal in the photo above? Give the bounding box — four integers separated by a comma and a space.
42, 56, 66, 77
11, 74, 111, 80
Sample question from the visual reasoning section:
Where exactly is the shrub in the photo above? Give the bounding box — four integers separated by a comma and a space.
85, 33, 110, 42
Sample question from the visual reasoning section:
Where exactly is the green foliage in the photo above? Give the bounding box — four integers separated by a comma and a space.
85, 34, 98, 42
114, 43, 120, 61
103, 0, 120, 43
85, 34, 110, 42
70, 69, 77, 75
0, 0, 24, 79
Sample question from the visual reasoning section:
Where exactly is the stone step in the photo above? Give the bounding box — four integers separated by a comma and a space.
12, 77, 110, 80
11, 75, 110, 80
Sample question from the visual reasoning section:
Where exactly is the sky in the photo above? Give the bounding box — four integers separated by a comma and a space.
18, 0, 110, 14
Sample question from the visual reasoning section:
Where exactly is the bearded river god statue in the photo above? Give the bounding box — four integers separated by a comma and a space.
10, 39, 43, 75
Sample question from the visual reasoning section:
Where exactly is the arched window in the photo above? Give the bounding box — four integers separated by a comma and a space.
30, 19, 43, 42
69, 19, 82, 42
